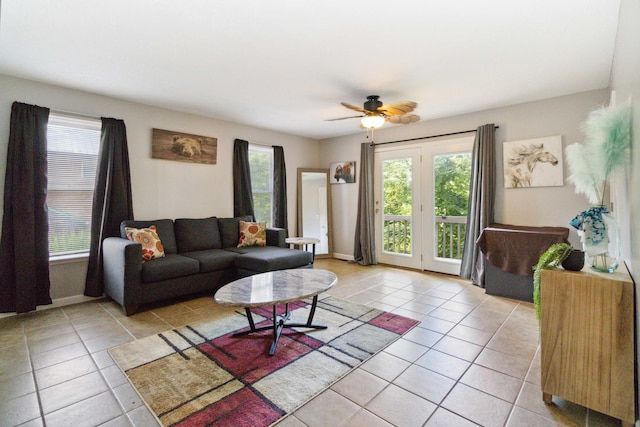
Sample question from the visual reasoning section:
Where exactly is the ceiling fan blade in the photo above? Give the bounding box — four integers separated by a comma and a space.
387, 114, 420, 124
379, 101, 418, 116
340, 102, 366, 113
325, 114, 365, 121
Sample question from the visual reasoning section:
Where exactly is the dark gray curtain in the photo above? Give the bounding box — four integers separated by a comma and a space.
233, 139, 255, 219
272, 145, 288, 231
460, 123, 496, 285
0, 102, 52, 313
84, 118, 133, 297
353, 142, 377, 265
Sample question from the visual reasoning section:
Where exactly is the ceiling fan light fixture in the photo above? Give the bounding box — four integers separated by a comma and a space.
361, 115, 385, 129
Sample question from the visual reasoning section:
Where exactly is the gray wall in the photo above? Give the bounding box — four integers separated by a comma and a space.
0, 74, 320, 303
320, 89, 609, 258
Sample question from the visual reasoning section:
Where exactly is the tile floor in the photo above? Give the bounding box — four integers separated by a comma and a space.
0, 259, 624, 426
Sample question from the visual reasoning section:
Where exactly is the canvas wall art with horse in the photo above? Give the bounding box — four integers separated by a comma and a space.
503, 136, 564, 188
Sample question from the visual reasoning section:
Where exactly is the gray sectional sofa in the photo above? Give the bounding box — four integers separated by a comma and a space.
102, 215, 313, 315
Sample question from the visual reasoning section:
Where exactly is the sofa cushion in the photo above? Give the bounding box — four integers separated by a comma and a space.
175, 217, 222, 252
237, 221, 267, 247
230, 246, 313, 273
182, 249, 239, 273
218, 216, 253, 248
121, 219, 178, 254
124, 225, 165, 262
140, 254, 199, 283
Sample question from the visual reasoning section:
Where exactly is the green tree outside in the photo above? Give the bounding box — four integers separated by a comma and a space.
249, 149, 273, 227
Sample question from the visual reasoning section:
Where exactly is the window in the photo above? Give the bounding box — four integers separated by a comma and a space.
248, 145, 273, 227
47, 113, 101, 256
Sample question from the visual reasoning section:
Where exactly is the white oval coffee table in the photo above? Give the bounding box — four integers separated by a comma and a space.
214, 269, 337, 355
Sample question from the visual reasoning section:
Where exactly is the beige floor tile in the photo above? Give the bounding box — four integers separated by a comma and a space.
441, 383, 513, 427
375, 294, 411, 308
391, 307, 425, 321
28, 330, 81, 354
331, 368, 388, 406
447, 323, 495, 346
360, 351, 411, 382
293, 389, 360, 427
486, 331, 538, 360
460, 364, 523, 403
35, 354, 97, 389
401, 325, 443, 347
390, 289, 421, 300
44, 391, 123, 427
0, 392, 41, 426
400, 300, 438, 315
415, 349, 471, 381
127, 404, 161, 426
439, 300, 476, 315
425, 407, 479, 427
274, 414, 307, 427
420, 315, 456, 334
0, 371, 36, 403
475, 347, 533, 379
393, 364, 455, 404
20, 309, 69, 332
24, 321, 76, 342
432, 336, 483, 362
343, 409, 393, 426
31, 342, 88, 370
506, 406, 557, 427
383, 337, 429, 362
40, 371, 109, 414
365, 384, 437, 427
412, 294, 448, 307
459, 313, 504, 333
0, 341, 32, 381
428, 307, 467, 323
83, 331, 134, 354
425, 289, 457, 300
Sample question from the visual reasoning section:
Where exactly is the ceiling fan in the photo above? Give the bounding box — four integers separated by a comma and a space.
327, 95, 420, 129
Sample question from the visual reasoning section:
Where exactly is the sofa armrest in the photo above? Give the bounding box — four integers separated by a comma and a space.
102, 237, 143, 314
266, 227, 287, 248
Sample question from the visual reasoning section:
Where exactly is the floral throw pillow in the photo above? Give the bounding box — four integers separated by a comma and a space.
237, 221, 267, 247
125, 225, 165, 262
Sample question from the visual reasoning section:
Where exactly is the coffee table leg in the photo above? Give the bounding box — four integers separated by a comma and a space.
269, 303, 292, 355
245, 307, 256, 331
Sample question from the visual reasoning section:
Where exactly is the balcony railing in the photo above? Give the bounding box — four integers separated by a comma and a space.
383, 215, 412, 254
383, 214, 467, 259
436, 216, 466, 259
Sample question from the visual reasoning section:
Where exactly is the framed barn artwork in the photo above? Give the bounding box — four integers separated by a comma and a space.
151, 128, 217, 165
329, 161, 356, 184
503, 136, 563, 188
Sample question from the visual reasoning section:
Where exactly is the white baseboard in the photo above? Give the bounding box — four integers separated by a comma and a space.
0, 294, 100, 319
332, 253, 354, 261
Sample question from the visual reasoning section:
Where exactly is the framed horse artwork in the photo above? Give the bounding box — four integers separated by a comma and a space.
503, 136, 564, 188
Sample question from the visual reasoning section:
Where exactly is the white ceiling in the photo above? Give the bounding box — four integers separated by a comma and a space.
0, 0, 621, 140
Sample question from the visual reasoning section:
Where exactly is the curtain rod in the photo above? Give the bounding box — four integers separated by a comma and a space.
370, 126, 499, 147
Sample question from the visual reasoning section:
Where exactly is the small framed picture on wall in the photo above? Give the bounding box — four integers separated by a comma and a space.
329, 161, 356, 184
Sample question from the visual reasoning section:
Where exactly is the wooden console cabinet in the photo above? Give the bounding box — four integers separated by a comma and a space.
540, 267, 636, 426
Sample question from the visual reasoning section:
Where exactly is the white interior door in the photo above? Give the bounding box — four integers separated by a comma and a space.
374, 147, 422, 269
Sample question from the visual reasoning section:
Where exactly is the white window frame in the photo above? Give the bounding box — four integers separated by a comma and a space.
46, 112, 101, 259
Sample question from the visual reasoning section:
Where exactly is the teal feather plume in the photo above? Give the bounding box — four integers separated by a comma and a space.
566, 101, 632, 204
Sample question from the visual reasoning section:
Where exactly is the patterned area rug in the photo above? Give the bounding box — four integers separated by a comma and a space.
109, 296, 418, 426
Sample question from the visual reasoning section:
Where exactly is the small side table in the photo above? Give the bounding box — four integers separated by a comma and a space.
285, 237, 320, 262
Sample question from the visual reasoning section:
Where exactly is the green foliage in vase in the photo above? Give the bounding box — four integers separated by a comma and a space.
533, 243, 573, 319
